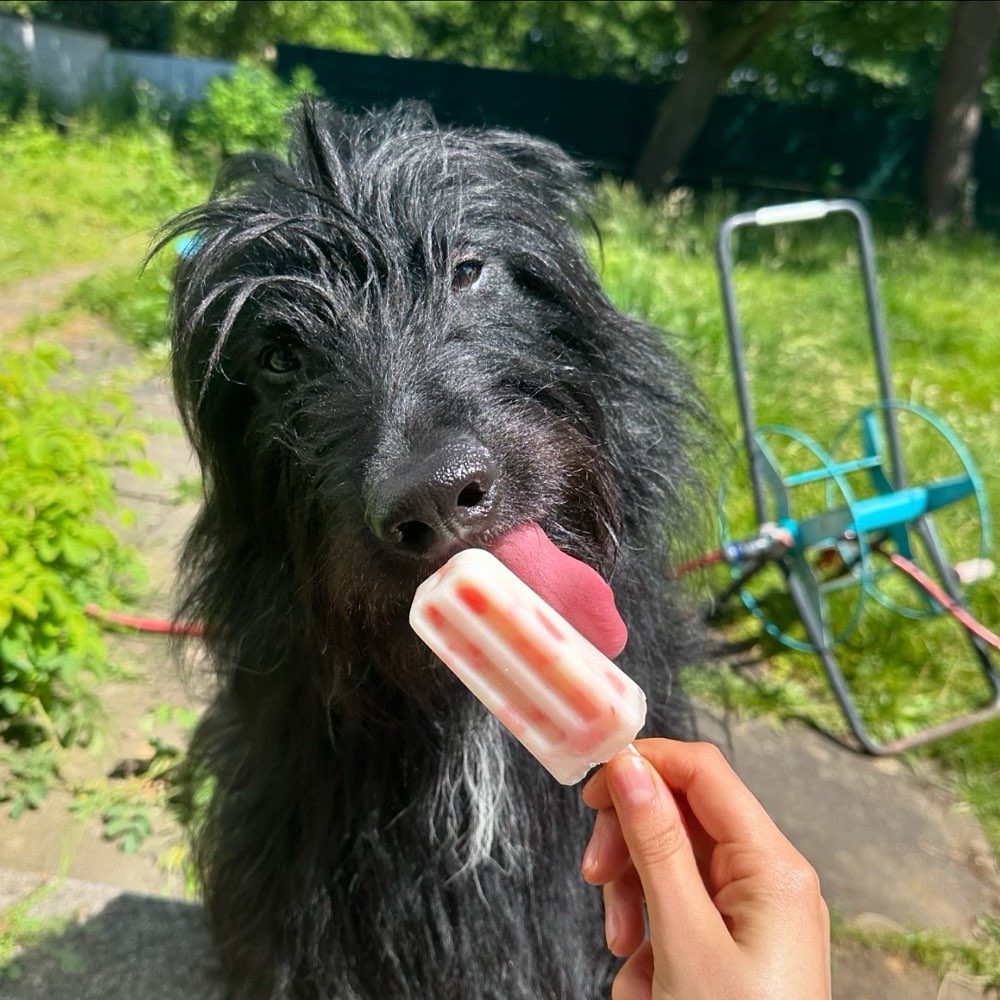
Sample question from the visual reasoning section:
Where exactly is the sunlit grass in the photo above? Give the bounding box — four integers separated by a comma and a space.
0, 115, 203, 285
591, 181, 1000, 856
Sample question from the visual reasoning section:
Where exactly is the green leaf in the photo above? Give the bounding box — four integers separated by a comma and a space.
0, 343, 146, 741
60, 536, 95, 569
8, 592, 39, 621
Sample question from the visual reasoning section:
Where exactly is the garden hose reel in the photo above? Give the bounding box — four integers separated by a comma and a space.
712, 199, 999, 755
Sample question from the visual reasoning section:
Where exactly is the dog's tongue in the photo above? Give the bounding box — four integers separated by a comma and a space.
488, 522, 627, 659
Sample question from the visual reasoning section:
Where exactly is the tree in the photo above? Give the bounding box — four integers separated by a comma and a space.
410, 0, 681, 82
737, 1, 954, 112
5, 0, 175, 51
922, 0, 1000, 232
167, 1, 421, 60
634, 0, 796, 196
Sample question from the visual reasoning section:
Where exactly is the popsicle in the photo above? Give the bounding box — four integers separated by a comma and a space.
409, 545, 646, 784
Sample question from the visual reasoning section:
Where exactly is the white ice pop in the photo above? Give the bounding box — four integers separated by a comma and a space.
409, 547, 646, 784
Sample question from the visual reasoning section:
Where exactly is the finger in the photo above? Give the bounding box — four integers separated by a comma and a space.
603, 868, 646, 957
610, 941, 654, 1000
582, 763, 613, 810
604, 752, 730, 952
581, 807, 631, 885
625, 739, 783, 849
587, 763, 718, 881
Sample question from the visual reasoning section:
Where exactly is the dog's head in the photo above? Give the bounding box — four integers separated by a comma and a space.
164, 101, 688, 627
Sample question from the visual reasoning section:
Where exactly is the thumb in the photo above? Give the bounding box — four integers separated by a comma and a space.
605, 752, 729, 953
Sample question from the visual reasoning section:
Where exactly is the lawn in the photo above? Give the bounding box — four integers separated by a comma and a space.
591, 182, 1000, 854
0, 116, 203, 284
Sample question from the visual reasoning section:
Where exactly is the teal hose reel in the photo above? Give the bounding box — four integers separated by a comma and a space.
713, 200, 999, 754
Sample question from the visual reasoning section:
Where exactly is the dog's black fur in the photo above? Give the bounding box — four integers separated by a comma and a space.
163, 100, 705, 1000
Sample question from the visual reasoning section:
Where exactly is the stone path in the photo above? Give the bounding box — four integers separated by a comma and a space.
0, 261, 997, 999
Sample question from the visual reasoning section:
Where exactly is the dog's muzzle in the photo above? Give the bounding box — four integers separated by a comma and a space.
365, 436, 498, 559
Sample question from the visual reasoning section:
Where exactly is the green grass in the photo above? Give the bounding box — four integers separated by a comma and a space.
590, 181, 1000, 861
0, 881, 74, 981
0, 115, 203, 285
834, 912, 1000, 987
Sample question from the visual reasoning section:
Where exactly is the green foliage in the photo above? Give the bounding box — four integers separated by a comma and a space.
161, 0, 996, 122
741, 1, 956, 112
408, 0, 682, 81
0, 114, 204, 284
0, 744, 59, 818
182, 63, 320, 163
68, 255, 173, 349
70, 703, 203, 855
0, 880, 72, 980
168, 0, 423, 60
0, 344, 148, 747
5, 0, 998, 124
70, 787, 153, 854
142, 704, 212, 841
4, 0, 176, 51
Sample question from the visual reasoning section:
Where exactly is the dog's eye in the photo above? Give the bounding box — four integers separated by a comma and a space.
258, 346, 301, 375
451, 259, 483, 291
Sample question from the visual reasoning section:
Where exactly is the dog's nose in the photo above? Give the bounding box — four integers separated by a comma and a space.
366, 439, 498, 557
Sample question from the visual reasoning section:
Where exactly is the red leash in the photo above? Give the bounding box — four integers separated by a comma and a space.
84, 604, 205, 638
88, 545, 999, 653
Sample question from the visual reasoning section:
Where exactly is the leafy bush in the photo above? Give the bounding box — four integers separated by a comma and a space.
0, 744, 59, 818
0, 344, 149, 747
68, 254, 174, 348
69, 703, 203, 855
183, 63, 320, 163
0, 114, 205, 283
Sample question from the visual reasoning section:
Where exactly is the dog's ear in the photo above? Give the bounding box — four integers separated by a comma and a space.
475, 130, 587, 218
288, 96, 351, 197
288, 98, 441, 195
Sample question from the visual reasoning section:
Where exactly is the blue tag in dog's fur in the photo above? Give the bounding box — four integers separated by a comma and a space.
174, 233, 203, 258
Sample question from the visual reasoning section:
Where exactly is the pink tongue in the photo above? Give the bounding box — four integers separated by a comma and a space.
488, 522, 627, 659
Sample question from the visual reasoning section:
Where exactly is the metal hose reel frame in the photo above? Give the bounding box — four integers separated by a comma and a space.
712, 199, 999, 754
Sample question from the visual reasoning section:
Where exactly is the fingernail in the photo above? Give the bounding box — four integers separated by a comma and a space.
581, 830, 600, 877
610, 753, 657, 809
604, 900, 621, 951
580, 765, 605, 805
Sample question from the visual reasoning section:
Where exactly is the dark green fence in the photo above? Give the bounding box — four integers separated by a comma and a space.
276, 43, 1000, 228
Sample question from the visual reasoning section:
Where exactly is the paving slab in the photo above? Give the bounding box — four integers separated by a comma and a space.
698, 706, 1000, 938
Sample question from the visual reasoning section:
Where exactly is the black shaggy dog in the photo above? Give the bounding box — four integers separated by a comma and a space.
164, 100, 704, 999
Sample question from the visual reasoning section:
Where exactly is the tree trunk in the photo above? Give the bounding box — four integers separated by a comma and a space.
634, 0, 795, 197
922, 0, 1000, 232
633, 43, 729, 197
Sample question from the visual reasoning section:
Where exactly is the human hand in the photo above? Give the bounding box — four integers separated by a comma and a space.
581, 739, 831, 1000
